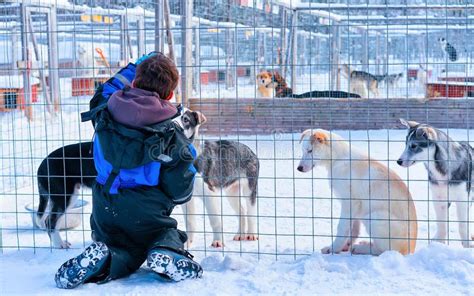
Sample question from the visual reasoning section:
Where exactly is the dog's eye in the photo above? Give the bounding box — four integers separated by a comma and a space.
410, 143, 417, 150
308, 149, 313, 154
183, 117, 189, 123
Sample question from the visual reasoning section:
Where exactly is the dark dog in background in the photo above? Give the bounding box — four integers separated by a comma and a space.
257, 70, 361, 99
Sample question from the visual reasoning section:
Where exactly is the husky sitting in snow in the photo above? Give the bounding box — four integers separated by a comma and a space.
298, 129, 418, 255
397, 119, 474, 248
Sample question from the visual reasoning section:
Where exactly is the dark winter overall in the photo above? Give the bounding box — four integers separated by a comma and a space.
82, 63, 197, 281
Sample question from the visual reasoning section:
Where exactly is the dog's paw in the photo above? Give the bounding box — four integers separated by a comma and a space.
233, 234, 247, 241
321, 246, 332, 254
211, 240, 224, 248
245, 235, 258, 241
186, 240, 194, 249
321, 245, 343, 254
351, 243, 372, 255
58, 241, 71, 249
341, 242, 351, 252
430, 237, 447, 244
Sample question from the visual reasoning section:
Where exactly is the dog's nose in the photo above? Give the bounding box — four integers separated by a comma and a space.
396, 159, 403, 166
297, 166, 303, 172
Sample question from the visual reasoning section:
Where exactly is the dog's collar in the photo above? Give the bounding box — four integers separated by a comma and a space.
264, 81, 273, 88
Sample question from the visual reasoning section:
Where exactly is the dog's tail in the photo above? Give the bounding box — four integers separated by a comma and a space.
291, 90, 361, 99
37, 183, 49, 218
37, 160, 50, 224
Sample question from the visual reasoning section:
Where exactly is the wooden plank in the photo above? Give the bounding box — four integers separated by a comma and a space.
189, 98, 474, 135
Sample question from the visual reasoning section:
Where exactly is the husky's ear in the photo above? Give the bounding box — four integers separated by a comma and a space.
416, 126, 437, 141
399, 118, 419, 129
311, 130, 328, 145
299, 129, 312, 143
193, 111, 207, 125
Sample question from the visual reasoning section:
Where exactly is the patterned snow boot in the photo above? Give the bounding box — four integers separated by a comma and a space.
147, 248, 203, 281
55, 242, 110, 289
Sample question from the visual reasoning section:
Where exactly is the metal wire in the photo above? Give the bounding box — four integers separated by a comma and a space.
0, 0, 473, 258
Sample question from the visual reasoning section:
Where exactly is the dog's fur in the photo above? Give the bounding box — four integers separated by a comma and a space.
383, 73, 404, 88
37, 142, 95, 248
339, 64, 381, 98
184, 139, 260, 248
257, 70, 361, 99
76, 44, 100, 76
397, 119, 474, 248
407, 64, 428, 92
438, 37, 458, 62
36, 109, 203, 248
256, 71, 276, 98
297, 129, 418, 255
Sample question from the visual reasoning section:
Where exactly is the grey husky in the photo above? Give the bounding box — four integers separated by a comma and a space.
340, 64, 381, 98
184, 138, 260, 248
397, 119, 474, 248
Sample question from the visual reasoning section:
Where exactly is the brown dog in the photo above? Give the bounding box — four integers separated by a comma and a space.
256, 71, 275, 97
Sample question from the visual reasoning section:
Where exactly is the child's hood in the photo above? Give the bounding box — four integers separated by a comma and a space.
107, 86, 177, 128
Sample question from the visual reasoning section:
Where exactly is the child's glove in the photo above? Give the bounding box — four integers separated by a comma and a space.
135, 52, 158, 65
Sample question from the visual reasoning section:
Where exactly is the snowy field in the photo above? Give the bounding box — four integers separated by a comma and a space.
1, 106, 474, 295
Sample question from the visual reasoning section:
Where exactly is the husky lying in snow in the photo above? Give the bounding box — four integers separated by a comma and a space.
398, 119, 474, 248
297, 129, 418, 255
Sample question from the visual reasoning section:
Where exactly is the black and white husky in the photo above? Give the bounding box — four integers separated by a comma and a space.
184, 139, 260, 248
397, 119, 474, 248
36, 109, 203, 248
438, 37, 458, 62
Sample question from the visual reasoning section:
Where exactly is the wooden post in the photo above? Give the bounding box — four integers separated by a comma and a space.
47, 6, 60, 112
12, 27, 18, 76
225, 28, 235, 89
376, 32, 380, 74
193, 26, 200, 94
330, 22, 340, 91
163, 0, 175, 62
20, 5, 33, 120
290, 11, 298, 92
280, 8, 287, 75
362, 29, 368, 71
180, 0, 193, 104
137, 17, 145, 57
120, 15, 129, 65
155, 0, 163, 52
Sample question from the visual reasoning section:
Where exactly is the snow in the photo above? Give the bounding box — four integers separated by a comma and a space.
1, 244, 472, 295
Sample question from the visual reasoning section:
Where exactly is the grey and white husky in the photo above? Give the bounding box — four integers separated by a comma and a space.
397, 119, 474, 248
184, 137, 260, 248
339, 64, 381, 98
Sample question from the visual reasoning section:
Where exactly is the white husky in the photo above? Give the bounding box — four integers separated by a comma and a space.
297, 129, 418, 255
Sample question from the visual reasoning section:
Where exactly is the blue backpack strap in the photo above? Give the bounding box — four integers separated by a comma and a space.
101, 63, 137, 100
81, 103, 107, 123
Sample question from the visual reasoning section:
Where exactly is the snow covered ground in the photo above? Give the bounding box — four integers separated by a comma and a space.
1, 107, 473, 295
1, 243, 472, 295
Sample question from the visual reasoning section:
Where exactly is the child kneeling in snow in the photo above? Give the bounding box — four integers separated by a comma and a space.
55, 53, 202, 289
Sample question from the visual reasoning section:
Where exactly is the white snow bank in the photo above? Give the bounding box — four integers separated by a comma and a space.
1, 243, 472, 295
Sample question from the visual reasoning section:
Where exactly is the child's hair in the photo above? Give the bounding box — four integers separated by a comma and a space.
134, 53, 179, 100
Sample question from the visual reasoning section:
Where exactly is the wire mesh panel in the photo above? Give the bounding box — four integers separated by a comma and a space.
1, 0, 473, 263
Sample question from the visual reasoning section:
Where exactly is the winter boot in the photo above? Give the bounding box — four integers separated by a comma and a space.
55, 242, 110, 289
147, 248, 202, 281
